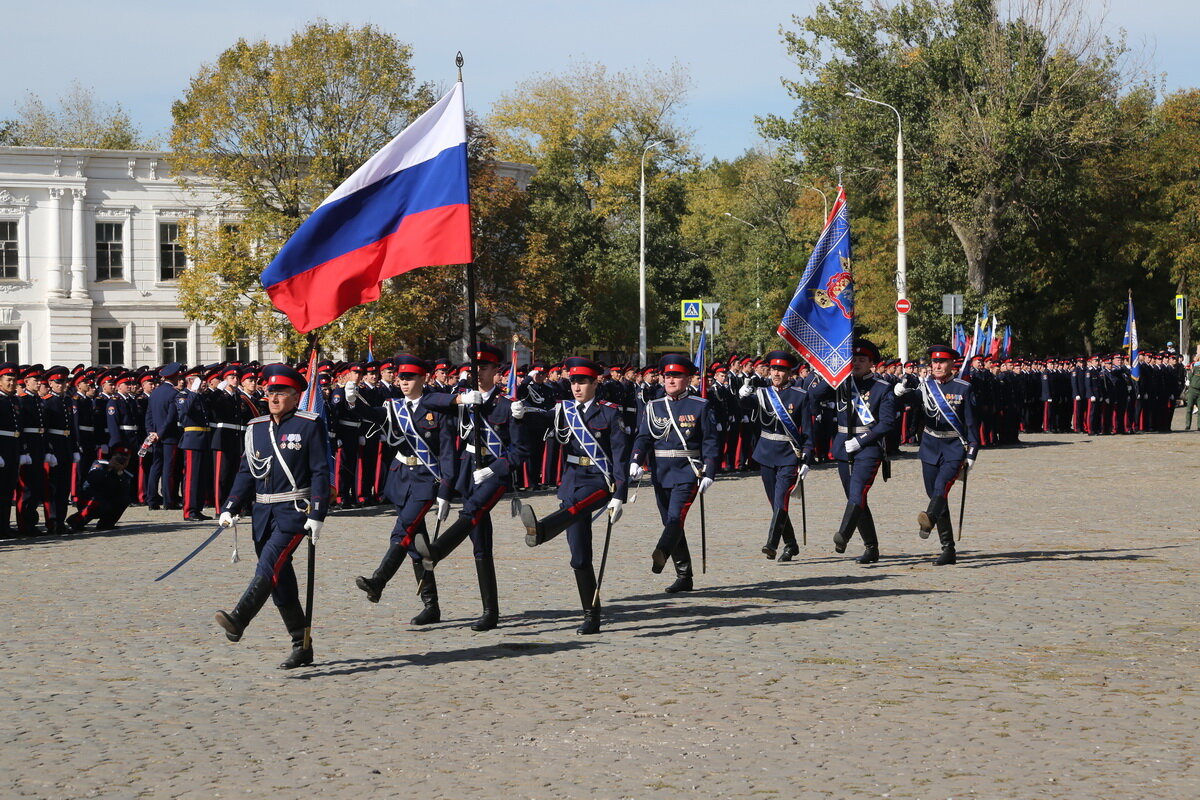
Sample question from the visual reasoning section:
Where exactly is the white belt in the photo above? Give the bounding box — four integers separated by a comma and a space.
760, 431, 794, 443
22, 427, 43, 434
255, 488, 312, 504
923, 427, 960, 439
837, 426, 867, 434
565, 454, 596, 466
78, 425, 94, 432
47, 428, 70, 437
212, 422, 246, 431
654, 448, 699, 458
119, 425, 137, 431
336, 420, 360, 428
0, 430, 17, 438
394, 454, 421, 467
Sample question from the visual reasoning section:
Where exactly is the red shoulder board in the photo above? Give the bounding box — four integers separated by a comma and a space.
599, 400, 620, 409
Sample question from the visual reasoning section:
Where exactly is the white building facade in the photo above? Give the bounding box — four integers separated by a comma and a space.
0, 146, 535, 368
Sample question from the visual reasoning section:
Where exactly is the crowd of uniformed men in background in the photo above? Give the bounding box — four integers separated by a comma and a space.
0, 347, 1194, 541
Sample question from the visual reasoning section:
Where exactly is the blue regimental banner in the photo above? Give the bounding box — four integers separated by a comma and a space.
777, 186, 854, 387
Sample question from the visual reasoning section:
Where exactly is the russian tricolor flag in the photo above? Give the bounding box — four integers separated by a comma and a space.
262, 83, 473, 333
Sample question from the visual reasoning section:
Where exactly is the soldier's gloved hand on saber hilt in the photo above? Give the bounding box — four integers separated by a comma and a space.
44, 454, 58, 468
629, 462, 644, 481
698, 476, 714, 495
607, 498, 623, 523
304, 518, 323, 544
218, 511, 235, 528
472, 466, 494, 485
436, 498, 450, 521
844, 436, 862, 455
798, 463, 810, 481
510, 400, 526, 419
19, 454, 31, 466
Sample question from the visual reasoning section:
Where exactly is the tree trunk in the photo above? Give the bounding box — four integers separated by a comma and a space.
946, 187, 1003, 295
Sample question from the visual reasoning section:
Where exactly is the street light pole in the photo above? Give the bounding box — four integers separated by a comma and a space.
846, 86, 908, 362
784, 178, 829, 223
723, 212, 762, 353
639, 139, 669, 367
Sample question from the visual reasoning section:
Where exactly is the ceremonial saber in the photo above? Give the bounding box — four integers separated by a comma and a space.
957, 464, 969, 542
591, 508, 616, 608
154, 520, 231, 581
417, 513, 445, 596
799, 476, 807, 546
699, 492, 707, 575
302, 536, 315, 650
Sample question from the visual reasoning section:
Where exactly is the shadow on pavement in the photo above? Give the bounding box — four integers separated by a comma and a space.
0, 519, 210, 549
291, 639, 589, 678
873, 543, 1183, 569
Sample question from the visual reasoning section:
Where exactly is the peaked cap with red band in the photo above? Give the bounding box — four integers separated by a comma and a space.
394, 355, 430, 376
262, 363, 307, 393
659, 353, 697, 376
564, 356, 602, 378
927, 344, 958, 361
474, 342, 503, 364
764, 350, 797, 371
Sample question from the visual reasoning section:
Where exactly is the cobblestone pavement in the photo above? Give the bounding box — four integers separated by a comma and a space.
2, 424, 1197, 799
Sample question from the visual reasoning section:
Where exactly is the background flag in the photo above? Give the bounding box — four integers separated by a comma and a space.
262, 83, 472, 333
298, 347, 335, 475
507, 340, 519, 400
694, 330, 708, 398
777, 186, 854, 387
1124, 290, 1140, 381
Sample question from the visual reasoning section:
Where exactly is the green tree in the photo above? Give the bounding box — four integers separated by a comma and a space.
1, 81, 144, 148
170, 21, 439, 358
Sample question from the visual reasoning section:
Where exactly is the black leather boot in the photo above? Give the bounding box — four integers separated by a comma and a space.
355, 542, 406, 603
665, 537, 694, 594
935, 517, 957, 565
413, 514, 472, 570
574, 567, 601, 635
470, 556, 499, 631
277, 601, 313, 669
762, 509, 783, 559
857, 507, 880, 564
522, 493, 606, 547
833, 502, 861, 554
652, 523, 682, 574
778, 514, 799, 561
918, 496, 948, 539
215, 575, 273, 642
410, 559, 441, 625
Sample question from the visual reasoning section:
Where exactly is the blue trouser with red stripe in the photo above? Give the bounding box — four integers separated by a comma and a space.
253, 524, 306, 607
652, 481, 698, 556
558, 477, 611, 570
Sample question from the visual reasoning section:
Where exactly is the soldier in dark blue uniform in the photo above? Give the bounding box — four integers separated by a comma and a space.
413, 342, 528, 632
329, 364, 363, 508
895, 345, 979, 565
0, 363, 22, 537
518, 361, 558, 489
145, 363, 183, 510
207, 364, 254, 509
17, 365, 49, 536
176, 367, 213, 521
41, 366, 78, 535
737, 350, 809, 562
215, 364, 330, 670
806, 339, 896, 564
71, 370, 99, 502
351, 355, 458, 626
105, 372, 140, 453
65, 444, 134, 532
630, 354, 720, 593
518, 357, 630, 634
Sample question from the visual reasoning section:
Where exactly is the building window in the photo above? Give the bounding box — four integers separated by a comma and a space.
0, 221, 17, 279
96, 222, 124, 281
223, 339, 250, 363
159, 222, 186, 280
97, 327, 125, 366
162, 327, 188, 364
0, 329, 17, 362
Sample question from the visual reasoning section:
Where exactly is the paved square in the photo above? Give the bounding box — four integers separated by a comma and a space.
2, 427, 1197, 798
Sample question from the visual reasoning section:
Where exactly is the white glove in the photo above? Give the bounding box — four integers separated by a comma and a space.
73, 452, 81, 463
893, 381, 906, 396
1075, 395, 1081, 401
798, 463, 810, 481
98, 445, 109, 457
218, 511, 235, 528
187, 376, 201, 392
607, 497, 623, 523
304, 518, 323, 544
0, 456, 5, 468
19, 454, 31, 466
844, 436, 862, 455
698, 476, 714, 494
458, 390, 484, 406
472, 466, 495, 485
1089, 396, 1096, 401
344, 381, 358, 403
510, 400, 526, 419
629, 462, 643, 481
358, 436, 366, 446
436, 498, 450, 521
739, 384, 754, 397
44, 454, 58, 468
965, 457, 976, 471
217, 379, 230, 391
528, 369, 540, 378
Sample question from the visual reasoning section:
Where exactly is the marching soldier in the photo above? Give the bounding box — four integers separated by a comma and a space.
215, 363, 329, 669
806, 339, 895, 564
630, 354, 720, 593
0, 363, 21, 537
895, 345, 978, 565
519, 356, 629, 634
737, 350, 809, 562
351, 355, 457, 626
413, 342, 528, 631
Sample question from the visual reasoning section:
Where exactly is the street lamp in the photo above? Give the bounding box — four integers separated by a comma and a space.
784, 178, 829, 223
723, 212, 764, 355
845, 83, 908, 361
639, 138, 673, 367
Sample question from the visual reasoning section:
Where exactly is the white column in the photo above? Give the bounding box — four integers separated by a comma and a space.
45, 188, 65, 298
70, 188, 87, 298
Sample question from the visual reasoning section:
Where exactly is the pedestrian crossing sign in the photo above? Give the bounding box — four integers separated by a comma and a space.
681, 300, 702, 321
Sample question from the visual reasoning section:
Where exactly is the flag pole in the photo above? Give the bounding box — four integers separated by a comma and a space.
302, 330, 319, 653
457, 52, 487, 480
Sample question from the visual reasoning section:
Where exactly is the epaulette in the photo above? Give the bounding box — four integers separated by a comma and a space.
249, 414, 270, 424
295, 410, 319, 420
871, 376, 890, 387
599, 400, 620, 409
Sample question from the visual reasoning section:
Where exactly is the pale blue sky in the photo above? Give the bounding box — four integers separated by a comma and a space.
6, 1, 1197, 160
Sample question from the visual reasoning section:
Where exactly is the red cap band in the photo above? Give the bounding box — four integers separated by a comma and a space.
568, 365, 601, 378
266, 375, 304, 391
396, 364, 427, 376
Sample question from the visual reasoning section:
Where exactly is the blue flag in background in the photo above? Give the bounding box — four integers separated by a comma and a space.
1124, 291, 1140, 381
298, 347, 335, 475
777, 186, 854, 387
